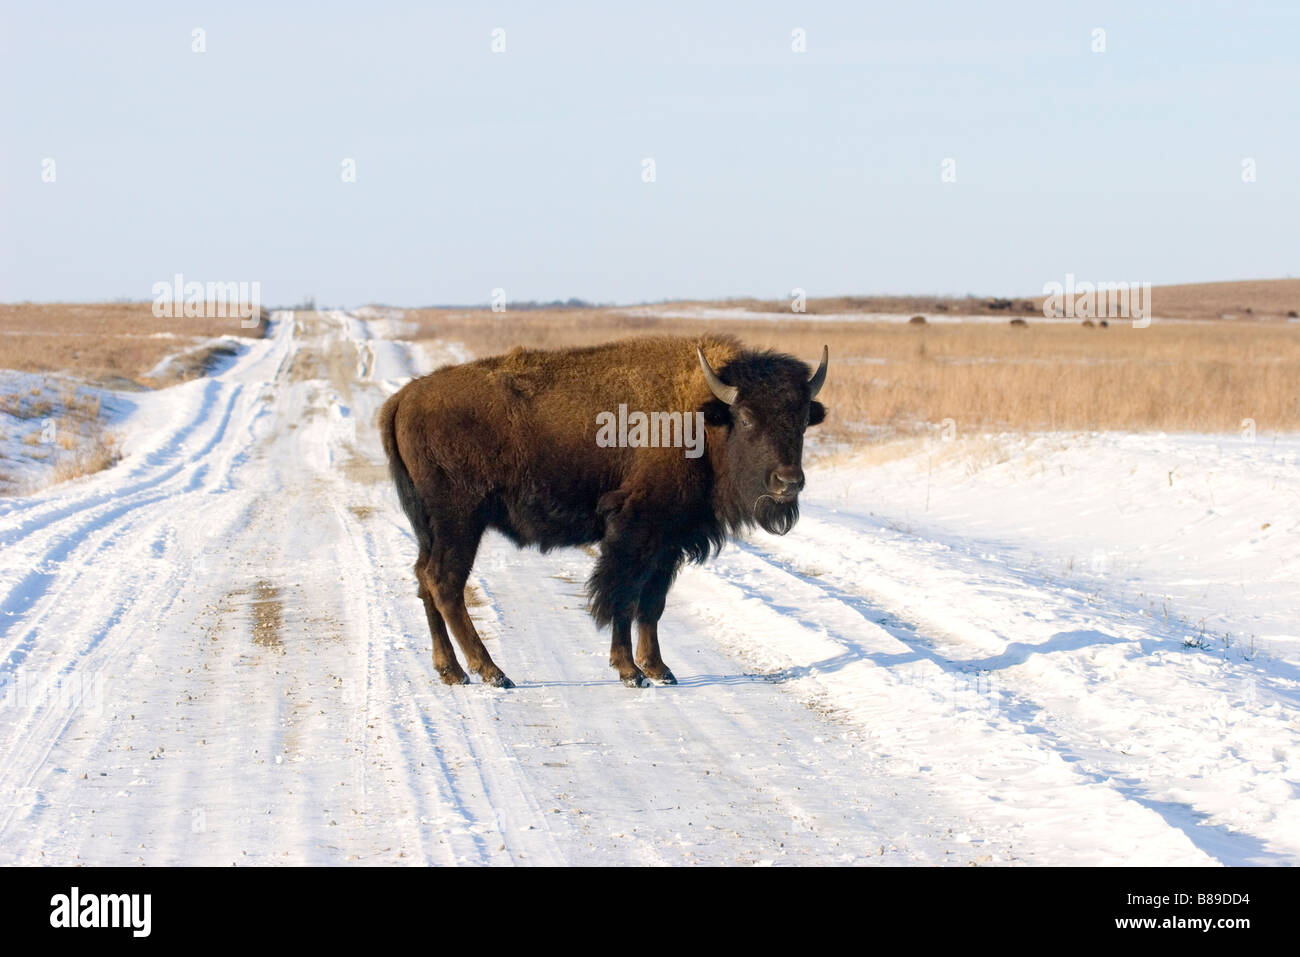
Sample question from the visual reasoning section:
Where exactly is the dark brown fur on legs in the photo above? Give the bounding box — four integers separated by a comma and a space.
417, 564, 469, 685
634, 551, 681, 684
424, 509, 513, 688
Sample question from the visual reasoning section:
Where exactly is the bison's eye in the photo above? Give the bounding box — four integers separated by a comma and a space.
736, 408, 757, 431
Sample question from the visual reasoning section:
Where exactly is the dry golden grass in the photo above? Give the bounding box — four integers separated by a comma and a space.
0, 381, 101, 422
630, 278, 1300, 321
1130, 279, 1300, 321
0, 302, 268, 385
662, 295, 1042, 316
0, 302, 268, 495
0, 374, 124, 494
51, 432, 121, 484
398, 307, 1300, 436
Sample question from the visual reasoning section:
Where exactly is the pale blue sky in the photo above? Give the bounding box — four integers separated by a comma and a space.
2, 1, 1296, 305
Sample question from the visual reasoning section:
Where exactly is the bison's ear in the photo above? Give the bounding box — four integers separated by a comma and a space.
808, 401, 826, 427
701, 398, 732, 427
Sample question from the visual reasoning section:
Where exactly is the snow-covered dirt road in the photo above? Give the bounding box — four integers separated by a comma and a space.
1, 312, 1294, 865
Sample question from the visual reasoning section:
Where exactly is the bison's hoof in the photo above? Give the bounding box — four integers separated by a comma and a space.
438, 668, 471, 686
621, 673, 651, 688
484, 672, 515, 689
648, 669, 678, 686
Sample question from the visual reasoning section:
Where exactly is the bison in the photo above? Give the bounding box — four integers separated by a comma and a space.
379, 334, 828, 689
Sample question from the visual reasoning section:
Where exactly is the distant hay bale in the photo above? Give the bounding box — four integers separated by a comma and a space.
1099, 319, 1109, 328
908, 315, 927, 325
1081, 319, 1096, 328
1009, 317, 1029, 327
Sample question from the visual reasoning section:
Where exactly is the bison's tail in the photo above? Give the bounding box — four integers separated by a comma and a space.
379, 390, 432, 555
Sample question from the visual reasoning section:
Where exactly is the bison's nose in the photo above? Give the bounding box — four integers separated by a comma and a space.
769, 466, 805, 497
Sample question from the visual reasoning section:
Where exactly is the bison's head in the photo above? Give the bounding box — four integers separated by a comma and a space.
698, 345, 827, 536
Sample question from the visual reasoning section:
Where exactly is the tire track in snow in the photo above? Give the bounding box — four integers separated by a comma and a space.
0, 313, 471, 864
0, 321, 294, 656
431, 537, 986, 866
702, 509, 1293, 864
671, 547, 1215, 865
0, 330, 290, 855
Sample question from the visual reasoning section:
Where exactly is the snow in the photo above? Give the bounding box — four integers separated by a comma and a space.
140, 335, 244, 381
0, 370, 137, 495
0, 310, 1295, 865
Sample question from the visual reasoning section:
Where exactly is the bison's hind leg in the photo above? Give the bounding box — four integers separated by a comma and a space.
416, 559, 470, 686
424, 514, 515, 689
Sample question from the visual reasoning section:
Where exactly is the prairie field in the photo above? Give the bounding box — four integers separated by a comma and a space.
0, 302, 269, 386
625, 278, 1300, 321
0, 302, 268, 492
399, 306, 1300, 438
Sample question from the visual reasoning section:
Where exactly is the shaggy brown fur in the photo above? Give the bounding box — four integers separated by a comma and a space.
380, 333, 826, 688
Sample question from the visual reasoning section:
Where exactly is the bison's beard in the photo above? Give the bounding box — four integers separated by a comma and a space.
753, 494, 799, 536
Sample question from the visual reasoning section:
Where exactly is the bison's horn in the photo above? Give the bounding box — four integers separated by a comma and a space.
808, 345, 828, 398
697, 347, 738, 405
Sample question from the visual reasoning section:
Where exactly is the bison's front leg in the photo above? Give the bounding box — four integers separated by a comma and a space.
634, 551, 682, 685
608, 617, 648, 688
588, 494, 658, 688
635, 623, 674, 685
